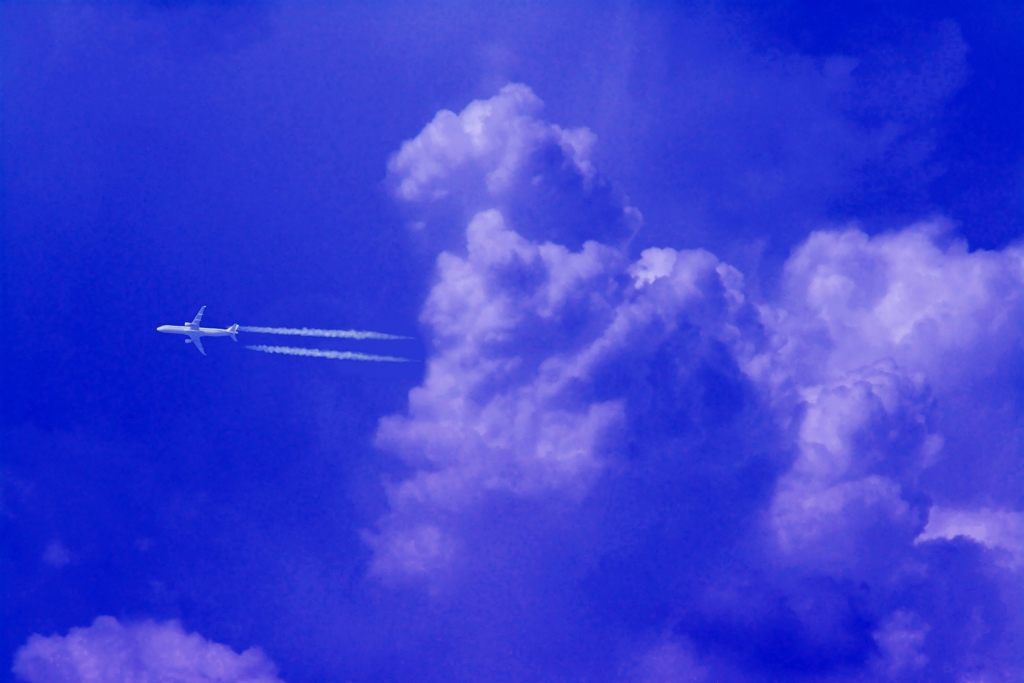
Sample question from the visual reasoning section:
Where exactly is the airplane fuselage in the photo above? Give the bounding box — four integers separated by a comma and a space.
158, 307, 238, 355
157, 325, 234, 338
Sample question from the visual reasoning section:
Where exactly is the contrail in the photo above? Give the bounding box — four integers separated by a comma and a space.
246, 345, 412, 363
238, 326, 411, 340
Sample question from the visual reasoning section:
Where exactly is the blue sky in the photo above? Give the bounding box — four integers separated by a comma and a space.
2, 2, 1023, 681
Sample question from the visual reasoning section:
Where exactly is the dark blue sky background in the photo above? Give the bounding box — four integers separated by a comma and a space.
2, 2, 1022, 682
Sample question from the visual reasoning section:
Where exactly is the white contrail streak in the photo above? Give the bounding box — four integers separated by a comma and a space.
238, 326, 410, 340
246, 345, 412, 363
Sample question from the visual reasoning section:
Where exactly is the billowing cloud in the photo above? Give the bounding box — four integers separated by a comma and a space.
388, 83, 641, 251
389, 83, 596, 204
759, 225, 1024, 572
918, 507, 1024, 565
370, 206, 753, 578
13, 616, 282, 683
374, 83, 1024, 679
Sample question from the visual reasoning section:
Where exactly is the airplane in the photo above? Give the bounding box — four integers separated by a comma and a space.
157, 306, 239, 355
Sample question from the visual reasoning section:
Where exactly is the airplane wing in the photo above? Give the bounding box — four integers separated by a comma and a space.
190, 306, 206, 327
191, 335, 206, 355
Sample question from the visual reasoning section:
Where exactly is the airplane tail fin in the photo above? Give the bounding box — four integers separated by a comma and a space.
228, 324, 239, 341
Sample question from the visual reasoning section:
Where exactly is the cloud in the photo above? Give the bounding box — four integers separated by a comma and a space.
918, 507, 1024, 564
762, 222, 1024, 386
388, 83, 642, 251
871, 610, 930, 679
370, 204, 756, 579
757, 224, 1024, 573
389, 83, 595, 203
13, 616, 282, 683
2, 4, 1013, 681
371, 84, 1024, 679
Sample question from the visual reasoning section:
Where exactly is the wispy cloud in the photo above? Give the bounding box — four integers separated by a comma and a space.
238, 326, 411, 340
246, 344, 412, 363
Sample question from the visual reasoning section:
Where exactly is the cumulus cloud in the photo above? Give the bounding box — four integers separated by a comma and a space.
871, 610, 930, 679
389, 83, 596, 204
371, 206, 751, 578
374, 84, 1024, 679
761, 223, 1024, 387
13, 616, 282, 683
757, 224, 1024, 576
918, 507, 1024, 564
388, 83, 641, 251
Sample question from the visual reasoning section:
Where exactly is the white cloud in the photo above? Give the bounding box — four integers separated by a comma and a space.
766, 361, 931, 569
380, 85, 1024, 587
387, 83, 641, 251
388, 83, 596, 204
751, 224, 1024, 570
374, 84, 1024, 677
371, 207, 749, 578
917, 507, 1024, 563
871, 610, 929, 679
377, 86, 668, 578
13, 616, 282, 683
759, 222, 1024, 389
628, 248, 679, 288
